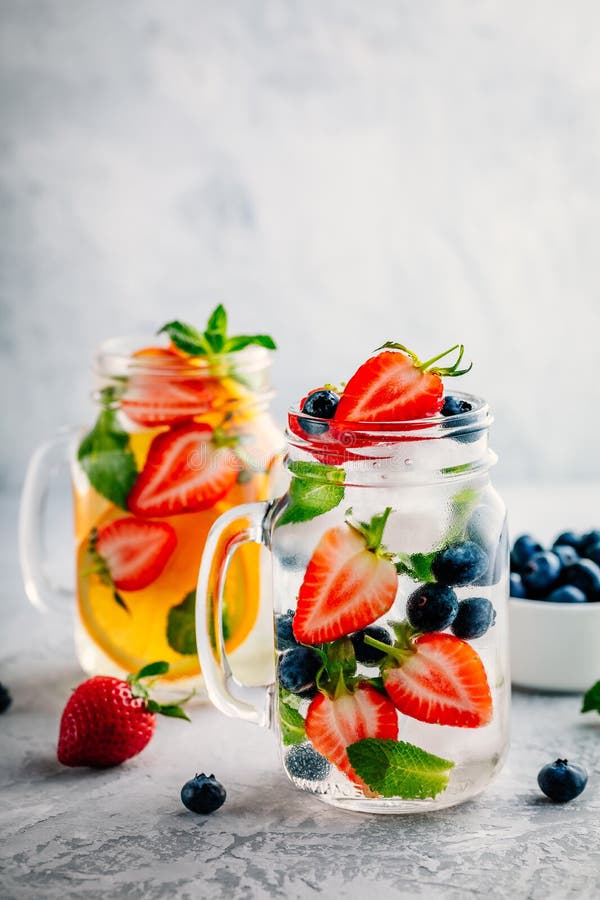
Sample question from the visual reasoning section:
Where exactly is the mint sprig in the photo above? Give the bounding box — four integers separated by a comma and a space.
279, 689, 306, 745
582, 680, 600, 714
77, 387, 137, 509
395, 551, 437, 583
159, 305, 276, 357
277, 461, 345, 527
346, 738, 454, 799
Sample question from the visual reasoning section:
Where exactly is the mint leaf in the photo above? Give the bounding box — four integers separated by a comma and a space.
158, 307, 276, 357
279, 692, 306, 745
158, 320, 209, 355
395, 551, 437, 583
346, 739, 454, 799
224, 334, 277, 352
446, 488, 480, 543
277, 461, 345, 527
166, 591, 197, 655
582, 680, 600, 714
77, 401, 137, 509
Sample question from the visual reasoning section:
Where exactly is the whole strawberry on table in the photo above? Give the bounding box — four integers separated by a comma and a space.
278, 341, 507, 803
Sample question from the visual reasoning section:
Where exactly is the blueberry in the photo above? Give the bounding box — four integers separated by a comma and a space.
553, 531, 581, 551
521, 551, 562, 597
278, 646, 322, 694
451, 597, 496, 639
181, 773, 226, 814
510, 572, 526, 598
351, 625, 392, 664
0, 682, 12, 714
579, 529, 600, 556
553, 545, 579, 567
441, 396, 473, 417
584, 541, 600, 567
431, 541, 489, 587
285, 743, 331, 781
511, 534, 543, 572
537, 759, 588, 802
275, 609, 297, 652
406, 584, 459, 632
560, 559, 600, 601
298, 390, 339, 436
546, 586, 587, 604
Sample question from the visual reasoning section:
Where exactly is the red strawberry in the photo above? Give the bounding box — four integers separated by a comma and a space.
92, 517, 177, 591
381, 631, 492, 728
335, 343, 471, 423
57, 663, 189, 768
293, 509, 398, 645
128, 422, 239, 517
305, 684, 398, 789
122, 375, 224, 428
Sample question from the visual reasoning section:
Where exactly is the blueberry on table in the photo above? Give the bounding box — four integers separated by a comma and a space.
406, 584, 459, 632
285, 743, 331, 781
181, 773, 226, 814
584, 541, 600, 567
553, 531, 581, 551
0, 682, 12, 714
275, 609, 298, 652
521, 551, 561, 597
546, 586, 587, 604
278, 646, 322, 694
579, 529, 600, 556
537, 759, 588, 802
451, 598, 496, 639
510, 534, 543, 571
510, 572, 526, 598
431, 541, 489, 587
351, 625, 392, 664
298, 390, 340, 435
552, 545, 578, 567
560, 559, 600, 601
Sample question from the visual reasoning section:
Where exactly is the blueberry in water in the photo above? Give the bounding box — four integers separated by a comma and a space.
451, 597, 496, 639
546, 585, 587, 604
278, 646, 322, 694
537, 759, 588, 802
553, 545, 578, 567
560, 559, 600, 600
553, 531, 580, 551
431, 541, 489, 587
510, 572, 526, 598
275, 609, 298, 652
298, 390, 339, 436
579, 529, 600, 556
584, 541, 600, 567
285, 743, 331, 781
181, 773, 227, 814
406, 584, 459, 632
441, 396, 473, 417
510, 534, 543, 571
351, 625, 392, 664
521, 551, 562, 597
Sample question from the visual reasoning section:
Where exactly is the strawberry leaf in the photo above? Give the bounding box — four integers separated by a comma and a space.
277, 461, 345, 527
582, 680, 600, 714
78, 397, 138, 509
146, 700, 191, 722
279, 692, 306, 745
135, 661, 170, 679
346, 738, 454, 799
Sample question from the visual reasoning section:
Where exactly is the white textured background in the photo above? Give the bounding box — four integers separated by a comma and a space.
2, 1, 600, 489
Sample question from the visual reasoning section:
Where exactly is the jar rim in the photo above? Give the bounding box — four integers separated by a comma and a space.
95, 334, 274, 379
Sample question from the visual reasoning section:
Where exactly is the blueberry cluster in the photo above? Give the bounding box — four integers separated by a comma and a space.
510, 530, 600, 603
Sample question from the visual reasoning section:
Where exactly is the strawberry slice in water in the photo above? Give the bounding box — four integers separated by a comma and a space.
335, 343, 471, 423
93, 517, 177, 591
375, 630, 492, 728
293, 509, 398, 645
305, 684, 398, 790
128, 422, 239, 517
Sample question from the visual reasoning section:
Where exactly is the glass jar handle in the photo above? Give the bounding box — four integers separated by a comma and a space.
195, 501, 275, 727
19, 428, 76, 611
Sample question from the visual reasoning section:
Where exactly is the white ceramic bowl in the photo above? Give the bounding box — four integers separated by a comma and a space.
509, 597, 600, 692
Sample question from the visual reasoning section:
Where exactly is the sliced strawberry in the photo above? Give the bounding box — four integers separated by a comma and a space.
128, 422, 239, 517
335, 344, 471, 423
305, 684, 398, 789
93, 517, 177, 591
293, 510, 398, 645
382, 632, 492, 728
